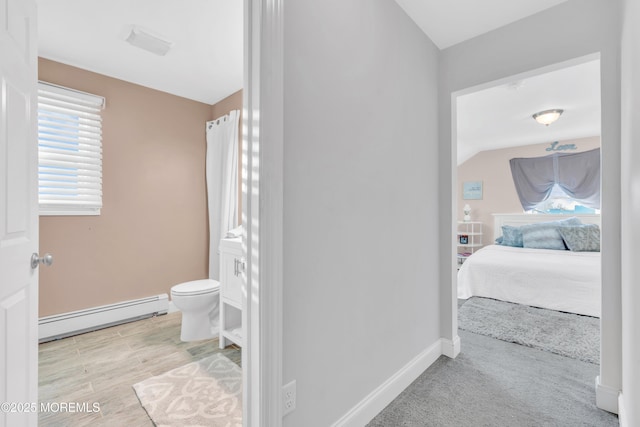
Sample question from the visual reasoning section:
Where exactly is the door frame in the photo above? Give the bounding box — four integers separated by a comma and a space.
448, 52, 620, 413
243, 0, 284, 425
12, 1, 285, 423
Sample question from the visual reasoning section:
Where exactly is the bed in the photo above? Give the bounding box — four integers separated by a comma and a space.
457, 214, 601, 317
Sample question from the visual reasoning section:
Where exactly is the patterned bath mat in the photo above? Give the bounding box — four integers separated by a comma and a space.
459, 297, 600, 364
133, 353, 242, 426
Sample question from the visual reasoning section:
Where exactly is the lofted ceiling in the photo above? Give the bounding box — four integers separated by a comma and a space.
393, 0, 570, 50
393, 0, 599, 164
456, 59, 601, 165
37, 0, 596, 158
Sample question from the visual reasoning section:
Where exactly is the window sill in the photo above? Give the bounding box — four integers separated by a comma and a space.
39, 210, 101, 217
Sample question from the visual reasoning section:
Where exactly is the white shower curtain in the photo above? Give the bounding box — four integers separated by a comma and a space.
206, 109, 240, 280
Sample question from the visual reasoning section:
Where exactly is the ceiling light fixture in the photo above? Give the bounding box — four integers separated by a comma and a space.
123, 25, 174, 56
532, 109, 564, 126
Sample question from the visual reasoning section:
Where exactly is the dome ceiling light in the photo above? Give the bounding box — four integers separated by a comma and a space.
532, 109, 564, 126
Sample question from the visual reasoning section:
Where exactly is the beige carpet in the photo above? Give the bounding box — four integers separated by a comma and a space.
133, 353, 242, 427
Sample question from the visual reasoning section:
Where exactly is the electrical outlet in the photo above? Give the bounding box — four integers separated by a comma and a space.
283, 380, 296, 416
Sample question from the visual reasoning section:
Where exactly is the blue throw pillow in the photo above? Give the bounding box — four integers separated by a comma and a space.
558, 224, 600, 252
520, 217, 582, 250
500, 225, 523, 247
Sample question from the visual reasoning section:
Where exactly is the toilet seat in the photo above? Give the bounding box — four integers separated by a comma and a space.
171, 279, 220, 297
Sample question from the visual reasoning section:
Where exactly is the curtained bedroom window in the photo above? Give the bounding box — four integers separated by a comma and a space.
509, 148, 601, 213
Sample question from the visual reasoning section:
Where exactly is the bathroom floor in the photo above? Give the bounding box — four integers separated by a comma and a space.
38, 311, 241, 426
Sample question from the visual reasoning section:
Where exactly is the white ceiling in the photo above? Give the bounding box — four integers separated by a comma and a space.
456, 59, 601, 165
37, 0, 243, 105
393, 0, 570, 49
37, 0, 597, 158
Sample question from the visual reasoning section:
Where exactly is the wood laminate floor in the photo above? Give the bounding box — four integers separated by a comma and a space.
38, 312, 241, 426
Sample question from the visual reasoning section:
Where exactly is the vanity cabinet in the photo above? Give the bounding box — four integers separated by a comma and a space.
219, 237, 243, 349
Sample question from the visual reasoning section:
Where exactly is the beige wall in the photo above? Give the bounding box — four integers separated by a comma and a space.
38, 58, 242, 317
457, 136, 601, 243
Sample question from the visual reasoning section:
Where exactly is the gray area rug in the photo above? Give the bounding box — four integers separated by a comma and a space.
368, 330, 618, 427
458, 297, 600, 364
133, 353, 241, 427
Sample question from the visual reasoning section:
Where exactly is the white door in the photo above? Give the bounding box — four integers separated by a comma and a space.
0, 0, 39, 425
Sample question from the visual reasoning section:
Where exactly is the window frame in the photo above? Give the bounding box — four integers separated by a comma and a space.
37, 81, 105, 216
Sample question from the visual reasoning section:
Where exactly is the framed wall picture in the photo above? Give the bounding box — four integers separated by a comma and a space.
463, 181, 483, 200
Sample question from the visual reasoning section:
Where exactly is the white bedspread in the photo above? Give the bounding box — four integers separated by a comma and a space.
457, 245, 601, 317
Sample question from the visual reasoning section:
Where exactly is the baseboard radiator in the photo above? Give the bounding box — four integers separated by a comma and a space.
39, 294, 169, 343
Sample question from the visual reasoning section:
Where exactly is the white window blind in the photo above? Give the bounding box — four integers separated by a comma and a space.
38, 82, 105, 215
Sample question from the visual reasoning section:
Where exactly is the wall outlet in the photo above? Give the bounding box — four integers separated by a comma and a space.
282, 380, 296, 416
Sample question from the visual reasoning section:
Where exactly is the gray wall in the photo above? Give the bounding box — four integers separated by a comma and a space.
438, 0, 622, 411
283, 0, 440, 425
621, 0, 639, 424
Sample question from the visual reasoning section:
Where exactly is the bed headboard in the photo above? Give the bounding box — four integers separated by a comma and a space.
492, 213, 601, 240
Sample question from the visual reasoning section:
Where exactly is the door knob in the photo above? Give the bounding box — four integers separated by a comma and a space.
31, 253, 54, 269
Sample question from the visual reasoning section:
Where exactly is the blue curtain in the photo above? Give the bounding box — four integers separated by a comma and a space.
509, 148, 600, 211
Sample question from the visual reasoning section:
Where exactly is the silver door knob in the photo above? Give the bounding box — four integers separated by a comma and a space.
31, 253, 54, 269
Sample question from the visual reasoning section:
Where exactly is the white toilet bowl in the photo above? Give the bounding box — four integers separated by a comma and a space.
170, 279, 220, 342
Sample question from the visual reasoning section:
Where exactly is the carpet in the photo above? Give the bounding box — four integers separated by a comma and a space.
367, 331, 618, 427
458, 297, 599, 364
133, 353, 242, 427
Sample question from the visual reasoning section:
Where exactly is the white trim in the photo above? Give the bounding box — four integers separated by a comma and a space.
441, 335, 461, 358
330, 340, 444, 427
38, 80, 106, 108
450, 54, 616, 405
38, 294, 168, 342
259, 0, 284, 425
618, 393, 627, 427
243, 0, 284, 425
39, 210, 100, 216
242, 0, 255, 422
595, 375, 620, 414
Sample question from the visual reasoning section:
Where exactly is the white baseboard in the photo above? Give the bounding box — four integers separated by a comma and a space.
618, 393, 627, 427
441, 335, 461, 358
330, 339, 443, 427
39, 294, 169, 342
595, 375, 620, 414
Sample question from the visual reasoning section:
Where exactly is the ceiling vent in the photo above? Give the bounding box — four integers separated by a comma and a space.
123, 25, 174, 56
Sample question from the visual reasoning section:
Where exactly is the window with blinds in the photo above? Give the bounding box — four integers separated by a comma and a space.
37, 82, 105, 215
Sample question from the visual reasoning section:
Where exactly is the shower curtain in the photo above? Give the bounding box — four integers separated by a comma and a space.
206, 109, 240, 280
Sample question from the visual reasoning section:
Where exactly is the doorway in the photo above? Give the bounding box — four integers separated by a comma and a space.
31, 2, 281, 425
452, 55, 603, 362
29, 1, 284, 425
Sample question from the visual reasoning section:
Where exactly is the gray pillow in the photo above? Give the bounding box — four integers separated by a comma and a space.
520, 217, 583, 250
558, 224, 601, 252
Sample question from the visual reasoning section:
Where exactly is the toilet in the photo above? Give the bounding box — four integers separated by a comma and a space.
170, 279, 220, 342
